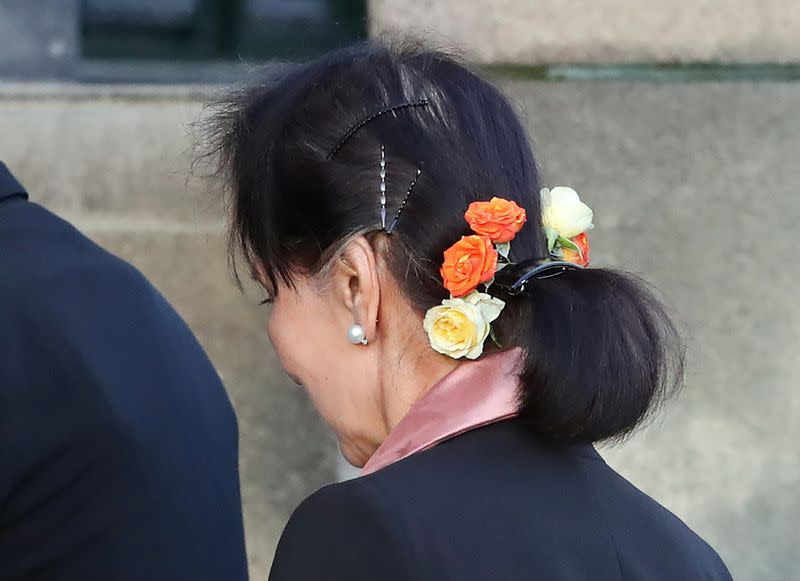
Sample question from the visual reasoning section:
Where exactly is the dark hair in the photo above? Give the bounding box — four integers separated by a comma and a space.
202, 41, 683, 443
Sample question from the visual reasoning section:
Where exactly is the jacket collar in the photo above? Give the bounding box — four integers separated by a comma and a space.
0, 162, 28, 203
362, 348, 522, 475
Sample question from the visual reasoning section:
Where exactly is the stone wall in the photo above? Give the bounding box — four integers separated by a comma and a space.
1, 79, 797, 580
370, 0, 800, 64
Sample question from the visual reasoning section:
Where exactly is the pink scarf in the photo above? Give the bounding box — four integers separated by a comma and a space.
362, 348, 523, 475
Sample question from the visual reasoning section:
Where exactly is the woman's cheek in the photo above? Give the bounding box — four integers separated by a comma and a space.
267, 304, 291, 366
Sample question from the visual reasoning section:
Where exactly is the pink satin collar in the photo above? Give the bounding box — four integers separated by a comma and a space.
362, 348, 523, 476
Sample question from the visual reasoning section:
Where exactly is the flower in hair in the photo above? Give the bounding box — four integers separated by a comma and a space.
561, 232, 590, 268
427, 196, 528, 358
426, 190, 593, 359
464, 197, 527, 243
423, 292, 505, 360
440, 235, 499, 297
540, 186, 594, 267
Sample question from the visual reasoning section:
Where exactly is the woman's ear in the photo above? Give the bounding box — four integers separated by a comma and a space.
335, 236, 381, 342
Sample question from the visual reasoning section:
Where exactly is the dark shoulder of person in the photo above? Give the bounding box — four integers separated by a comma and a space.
269, 475, 414, 581
0, 197, 248, 580
272, 420, 732, 581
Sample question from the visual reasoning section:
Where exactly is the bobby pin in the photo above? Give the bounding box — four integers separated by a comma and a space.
379, 146, 387, 229
387, 168, 422, 234
328, 99, 429, 159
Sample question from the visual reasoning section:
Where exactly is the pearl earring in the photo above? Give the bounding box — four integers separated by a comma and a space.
347, 324, 368, 345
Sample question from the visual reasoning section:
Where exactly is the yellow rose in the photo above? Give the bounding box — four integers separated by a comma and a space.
540, 186, 594, 239
423, 292, 505, 360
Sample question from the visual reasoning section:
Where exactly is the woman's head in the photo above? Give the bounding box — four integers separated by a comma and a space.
203, 42, 683, 464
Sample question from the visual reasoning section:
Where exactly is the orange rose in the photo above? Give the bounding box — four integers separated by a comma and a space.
440, 235, 498, 297
464, 197, 527, 243
562, 232, 590, 267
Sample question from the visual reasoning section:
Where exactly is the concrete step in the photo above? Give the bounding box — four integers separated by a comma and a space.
0, 94, 222, 220
372, 0, 800, 64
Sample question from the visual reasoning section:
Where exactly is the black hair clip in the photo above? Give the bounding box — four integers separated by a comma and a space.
506, 260, 584, 295
328, 99, 429, 159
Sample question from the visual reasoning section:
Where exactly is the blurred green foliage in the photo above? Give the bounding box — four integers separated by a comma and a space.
81, 0, 367, 61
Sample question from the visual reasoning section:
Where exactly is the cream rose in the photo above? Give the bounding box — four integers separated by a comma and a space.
540, 186, 594, 239
423, 292, 505, 360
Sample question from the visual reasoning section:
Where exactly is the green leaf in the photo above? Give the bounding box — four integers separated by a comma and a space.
483, 277, 494, 291
489, 326, 503, 349
544, 226, 559, 252
496, 242, 511, 259
495, 262, 509, 272
557, 235, 580, 253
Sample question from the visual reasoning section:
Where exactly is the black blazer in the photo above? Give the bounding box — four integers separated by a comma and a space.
270, 420, 732, 580
0, 163, 248, 580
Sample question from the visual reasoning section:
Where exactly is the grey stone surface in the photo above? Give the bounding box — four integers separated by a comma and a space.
0, 95, 223, 219
0, 0, 78, 79
370, 0, 800, 64
2, 80, 798, 579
